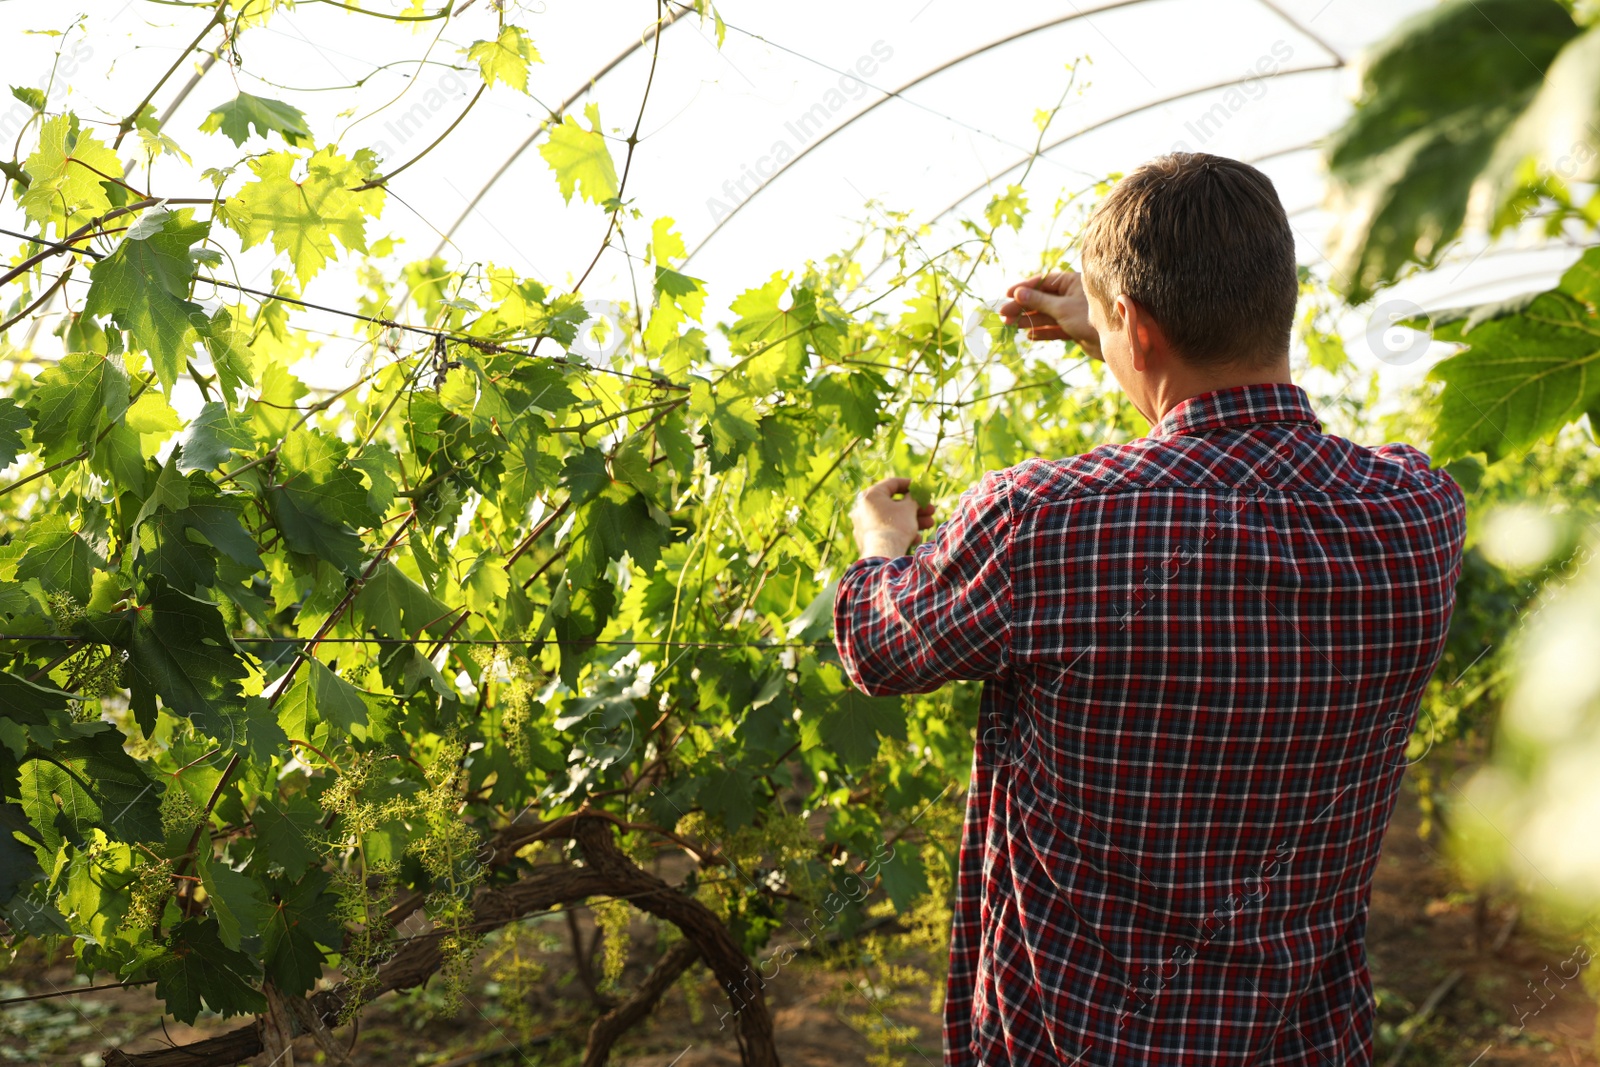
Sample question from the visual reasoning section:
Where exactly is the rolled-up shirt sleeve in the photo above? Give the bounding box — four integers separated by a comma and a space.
832, 468, 1016, 696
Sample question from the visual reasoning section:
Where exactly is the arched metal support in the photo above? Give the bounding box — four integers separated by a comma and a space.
1252, 0, 1347, 66
682, 0, 1166, 265
917, 63, 1341, 233
837, 86, 1334, 302
1247, 139, 1323, 168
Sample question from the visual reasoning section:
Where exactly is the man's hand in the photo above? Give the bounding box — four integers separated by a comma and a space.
1000, 270, 1103, 361
851, 477, 937, 559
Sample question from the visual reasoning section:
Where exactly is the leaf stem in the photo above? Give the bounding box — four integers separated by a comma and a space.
114, 5, 226, 149
353, 83, 486, 191
530, 0, 669, 359
0, 264, 73, 334
0, 197, 214, 290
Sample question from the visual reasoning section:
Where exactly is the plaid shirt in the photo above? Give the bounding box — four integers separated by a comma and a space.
833, 383, 1466, 1067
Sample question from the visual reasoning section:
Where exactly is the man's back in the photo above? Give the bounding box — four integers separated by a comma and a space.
834, 383, 1466, 1066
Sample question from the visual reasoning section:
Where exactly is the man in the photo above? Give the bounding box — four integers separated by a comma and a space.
832, 153, 1466, 1066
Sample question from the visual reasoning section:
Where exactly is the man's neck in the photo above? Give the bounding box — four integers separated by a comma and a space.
1140, 358, 1294, 427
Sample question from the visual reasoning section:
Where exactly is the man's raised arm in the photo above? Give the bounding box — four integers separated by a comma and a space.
832, 470, 1016, 696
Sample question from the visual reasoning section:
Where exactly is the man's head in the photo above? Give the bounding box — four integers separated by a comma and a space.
1079, 152, 1299, 418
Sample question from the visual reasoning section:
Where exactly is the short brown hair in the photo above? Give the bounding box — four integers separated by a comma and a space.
1080, 153, 1298, 367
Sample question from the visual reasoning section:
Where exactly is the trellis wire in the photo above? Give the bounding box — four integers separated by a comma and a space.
0, 634, 830, 650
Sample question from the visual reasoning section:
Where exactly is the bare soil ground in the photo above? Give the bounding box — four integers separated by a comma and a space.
3, 778, 1593, 1066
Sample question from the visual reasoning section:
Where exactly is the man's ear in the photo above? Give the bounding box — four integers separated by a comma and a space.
1121, 296, 1172, 374
1118, 295, 1151, 373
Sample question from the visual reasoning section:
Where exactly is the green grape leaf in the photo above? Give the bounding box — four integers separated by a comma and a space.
1476, 26, 1600, 220
753, 413, 804, 489
0, 802, 44, 904
180, 483, 263, 569
196, 307, 257, 405
138, 475, 261, 593
178, 402, 252, 473
688, 379, 760, 460
563, 490, 668, 590
467, 25, 541, 93
817, 690, 905, 768
464, 553, 509, 615
199, 92, 312, 147
802, 664, 906, 769
560, 446, 611, 504
139, 508, 218, 594
1424, 246, 1600, 461
260, 869, 340, 996
655, 409, 695, 479
199, 855, 271, 950
355, 560, 451, 640
641, 774, 701, 830
540, 102, 618, 206
266, 483, 367, 575
82, 208, 210, 390
739, 683, 793, 757
147, 917, 267, 1025
654, 265, 705, 320
232, 696, 290, 761
18, 727, 166, 855
266, 433, 376, 575
279, 430, 378, 524
224, 147, 386, 286
649, 216, 686, 264
1324, 0, 1580, 300
133, 456, 191, 532
697, 767, 755, 830
728, 272, 809, 392
90, 421, 151, 500
506, 361, 579, 415
0, 582, 48, 631
19, 114, 123, 233
25, 350, 130, 464
1441, 456, 1486, 495
610, 436, 656, 495
0, 669, 74, 733
245, 360, 310, 443
274, 676, 316, 744
787, 580, 838, 643
877, 847, 929, 913
0, 398, 28, 470
89, 578, 251, 742
250, 794, 322, 879
15, 519, 98, 605
695, 652, 756, 724
352, 445, 401, 516
58, 843, 136, 947
500, 440, 560, 515
11, 86, 45, 112
984, 183, 1028, 231
126, 390, 182, 441
282, 657, 369, 733
548, 578, 617, 686
1, 890, 72, 938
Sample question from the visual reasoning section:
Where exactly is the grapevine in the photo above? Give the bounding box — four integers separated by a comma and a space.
0, 6, 1132, 1065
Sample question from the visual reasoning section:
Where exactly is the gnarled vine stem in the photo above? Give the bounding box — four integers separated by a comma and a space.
103, 816, 780, 1067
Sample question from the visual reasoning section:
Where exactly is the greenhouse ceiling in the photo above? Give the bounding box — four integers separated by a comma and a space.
1, 0, 1586, 383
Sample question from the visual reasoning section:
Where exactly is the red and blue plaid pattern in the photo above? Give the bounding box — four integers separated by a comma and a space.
834, 383, 1466, 1066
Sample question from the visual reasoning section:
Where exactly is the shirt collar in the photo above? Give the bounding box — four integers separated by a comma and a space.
1150, 382, 1323, 439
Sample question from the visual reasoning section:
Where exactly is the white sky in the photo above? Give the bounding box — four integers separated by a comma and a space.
0, 0, 1586, 399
